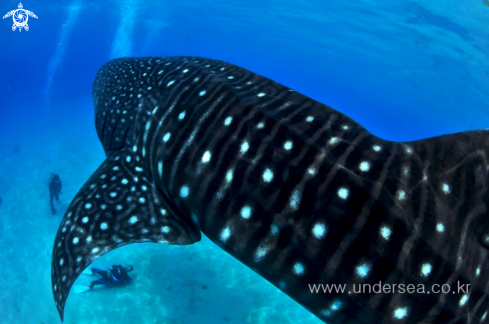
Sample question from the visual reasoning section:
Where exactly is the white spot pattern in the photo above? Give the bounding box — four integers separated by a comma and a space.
241, 206, 252, 219
338, 188, 349, 199
442, 183, 450, 194
393, 307, 408, 319
202, 151, 211, 163
263, 168, 274, 182
380, 226, 391, 240
255, 246, 269, 261
180, 186, 189, 198
359, 161, 370, 172
220, 226, 231, 242
436, 223, 445, 233
328, 137, 339, 145
225, 169, 233, 183
240, 141, 249, 154
459, 295, 469, 307
289, 190, 300, 210
396, 190, 406, 201
293, 262, 305, 275
421, 263, 432, 276
224, 116, 232, 126
312, 223, 326, 239
283, 141, 293, 150
355, 264, 370, 278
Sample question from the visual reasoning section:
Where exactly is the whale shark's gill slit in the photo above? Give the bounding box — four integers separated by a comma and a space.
53, 56, 489, 324
110, 107, 126, 149
98, 113, 108, 151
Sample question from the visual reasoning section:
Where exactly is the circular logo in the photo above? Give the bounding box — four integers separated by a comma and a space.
13, 9, 28, 28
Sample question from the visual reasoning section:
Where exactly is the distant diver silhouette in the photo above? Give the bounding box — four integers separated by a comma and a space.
46, 173, 62, 215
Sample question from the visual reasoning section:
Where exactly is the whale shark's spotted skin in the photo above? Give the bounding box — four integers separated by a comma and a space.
52, 56, 489, 323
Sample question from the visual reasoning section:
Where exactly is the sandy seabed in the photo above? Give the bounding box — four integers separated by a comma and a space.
0, 102, 321, 324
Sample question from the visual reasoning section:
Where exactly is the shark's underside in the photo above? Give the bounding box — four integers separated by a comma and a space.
52, 56, 489, 323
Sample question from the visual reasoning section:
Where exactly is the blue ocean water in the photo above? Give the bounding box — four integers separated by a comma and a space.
0, 0, 487, 323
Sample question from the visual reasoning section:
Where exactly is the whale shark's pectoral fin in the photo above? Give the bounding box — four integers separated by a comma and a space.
51, 152, 201, 321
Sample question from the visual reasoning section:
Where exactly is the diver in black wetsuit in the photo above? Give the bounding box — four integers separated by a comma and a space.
87, 264, 133, 289
47, 173, 62, 215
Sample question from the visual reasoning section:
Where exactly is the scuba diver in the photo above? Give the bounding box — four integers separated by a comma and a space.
46, 173, 62, 215
75, 264, 134, 293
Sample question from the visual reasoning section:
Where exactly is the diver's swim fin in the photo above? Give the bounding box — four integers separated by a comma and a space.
73, 285, 91, 294
81, 268, 93, 276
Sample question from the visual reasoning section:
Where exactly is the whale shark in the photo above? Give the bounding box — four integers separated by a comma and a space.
52, 56, 489, 323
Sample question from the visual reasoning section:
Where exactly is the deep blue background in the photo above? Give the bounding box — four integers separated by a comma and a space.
1, 0, 488, 143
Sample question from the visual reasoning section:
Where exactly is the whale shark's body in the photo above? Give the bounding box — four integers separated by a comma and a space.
52, 57, 489, 323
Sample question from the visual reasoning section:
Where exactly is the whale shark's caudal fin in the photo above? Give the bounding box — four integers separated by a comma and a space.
51, 151, 201, 320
